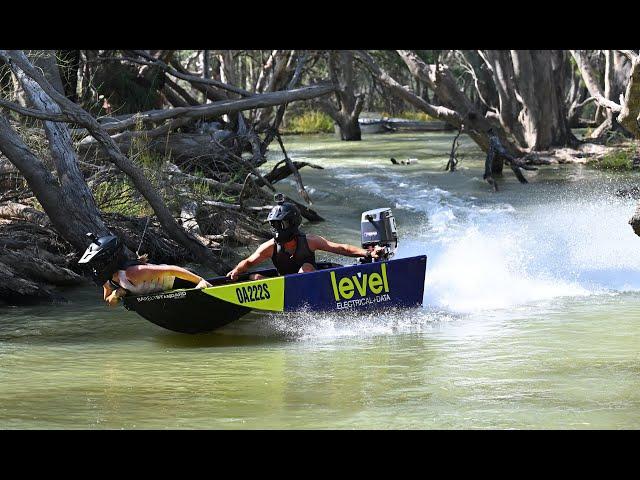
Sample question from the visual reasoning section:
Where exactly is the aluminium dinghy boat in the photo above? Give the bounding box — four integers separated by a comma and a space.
122, 208, 427, 333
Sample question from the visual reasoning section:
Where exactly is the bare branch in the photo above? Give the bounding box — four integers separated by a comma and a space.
570, 50, 623, 113
128, 50, 254, 97
0, 96, 71, 122
74, 83, 336, 135
354, 50, 462, 125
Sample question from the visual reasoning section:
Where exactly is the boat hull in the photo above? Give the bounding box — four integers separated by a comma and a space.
122, 255, 427, 334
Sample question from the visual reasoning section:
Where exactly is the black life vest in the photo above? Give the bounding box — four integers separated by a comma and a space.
271, 234, 316, 275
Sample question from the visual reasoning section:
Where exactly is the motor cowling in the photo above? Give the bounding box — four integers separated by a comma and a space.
360, 208, 398, 261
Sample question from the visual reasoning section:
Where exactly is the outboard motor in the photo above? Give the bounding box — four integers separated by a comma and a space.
360, 208, 398, 262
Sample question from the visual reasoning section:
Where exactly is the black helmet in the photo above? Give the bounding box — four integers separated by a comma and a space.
78, 233, 125, 286
266, 195, 302, 244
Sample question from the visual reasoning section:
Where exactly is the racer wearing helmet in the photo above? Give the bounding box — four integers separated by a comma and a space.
226, 195, 384, 281
78, 233, 211, 307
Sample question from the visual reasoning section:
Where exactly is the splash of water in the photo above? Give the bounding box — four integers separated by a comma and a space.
334, 167, 640, 314
246, 307, 456, 340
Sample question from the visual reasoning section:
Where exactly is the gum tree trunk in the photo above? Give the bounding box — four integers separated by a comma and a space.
319, 51, 364, 141
0, 51, 110, 250
481, 50, 574, 150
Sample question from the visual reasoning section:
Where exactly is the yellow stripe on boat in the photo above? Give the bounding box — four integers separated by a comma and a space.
202, 277, 285, 311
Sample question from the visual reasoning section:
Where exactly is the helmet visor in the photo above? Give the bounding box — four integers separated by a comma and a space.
270, 219, 290, 231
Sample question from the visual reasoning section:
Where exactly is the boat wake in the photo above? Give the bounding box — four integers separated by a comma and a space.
239, 307, 457, 340
335, 167, 640, 314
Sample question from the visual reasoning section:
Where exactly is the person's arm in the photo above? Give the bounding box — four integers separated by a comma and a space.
126, 264, 212, 289
166, 266, 211, 287
307, 235, 384, 259
227, 239, 275, 281
103, 282, 113, 301
103, 281, 127, 307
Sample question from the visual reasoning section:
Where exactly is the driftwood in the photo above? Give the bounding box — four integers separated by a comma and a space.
0, 214, 86, 304
203, 200, 272, 212
446, 127, 463, 172
275, 133, 312, 204
264, 161, 324, 184
0, 201, 49, 225
0, 260, 63, 304
77, 130, 236, 165
484, 132, 537, 191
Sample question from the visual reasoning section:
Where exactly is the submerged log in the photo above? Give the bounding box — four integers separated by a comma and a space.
484, 131, 537, 191
263, 161, 324, 184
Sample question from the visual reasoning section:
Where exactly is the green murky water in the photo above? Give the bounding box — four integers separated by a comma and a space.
1, 131, 639, 429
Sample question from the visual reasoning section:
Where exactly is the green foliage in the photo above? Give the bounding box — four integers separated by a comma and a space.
588, 148, 635, 171
284, 111, 334, 134
94, 179, 149, 216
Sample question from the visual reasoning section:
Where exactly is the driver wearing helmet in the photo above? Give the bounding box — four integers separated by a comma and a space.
78, 233, 212, 307
226, 198, 384, 281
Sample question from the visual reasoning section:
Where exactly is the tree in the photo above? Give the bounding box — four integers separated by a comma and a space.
318, 51, 364, 141
0, 51, 110, 251
571, 50, 640, 138
477, 50, 576, 150
0, 50, 336, 273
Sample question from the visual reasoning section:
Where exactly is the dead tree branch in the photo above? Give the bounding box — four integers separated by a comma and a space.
0, 49, 226, 271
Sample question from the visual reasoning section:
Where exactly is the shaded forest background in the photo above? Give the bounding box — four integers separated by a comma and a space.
0, 50, 639, 304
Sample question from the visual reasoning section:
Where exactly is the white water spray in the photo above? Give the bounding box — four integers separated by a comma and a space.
336, 166, 640, 314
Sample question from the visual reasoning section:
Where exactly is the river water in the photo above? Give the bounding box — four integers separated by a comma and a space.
1, 132, 639, 429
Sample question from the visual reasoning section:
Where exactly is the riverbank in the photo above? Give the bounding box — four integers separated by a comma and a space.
282, 111, 456, 136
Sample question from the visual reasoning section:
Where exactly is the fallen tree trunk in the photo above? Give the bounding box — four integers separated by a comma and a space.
0, 51, 111, 250
77, 131, 238, 167
0, 201, 49, 225
0, 212, 87, 304
82, 83, 336, 135
484, 132, 538, 191
197, 202, 273, 247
